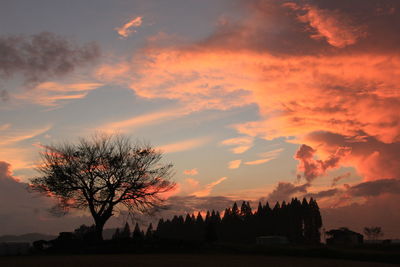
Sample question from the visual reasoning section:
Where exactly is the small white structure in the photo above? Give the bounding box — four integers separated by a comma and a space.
0, 242, 30, 256
256, 236, 289, 245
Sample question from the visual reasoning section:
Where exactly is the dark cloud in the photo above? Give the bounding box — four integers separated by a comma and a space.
201, 0, 325, 55
295, 144, 349, 182
265, 182, 310, 203
201, 0, 400, 55
304, 188, 340, 200
348, 178, 400, 197
0, 32, 100, 85
304, 178, 400, 201
331, 172, 351, 187
305, 131, 400, 180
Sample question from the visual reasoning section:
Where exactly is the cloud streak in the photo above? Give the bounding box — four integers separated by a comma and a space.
221, 136, 254, 154
158, 137, 210, 154
244, 158, 273, 166
15, 81, 103, 106
192, 177, 228, 197
99, 108, 189, 133
115, 16, 143, 38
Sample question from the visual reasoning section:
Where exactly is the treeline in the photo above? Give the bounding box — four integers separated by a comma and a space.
116, 198, 322, 244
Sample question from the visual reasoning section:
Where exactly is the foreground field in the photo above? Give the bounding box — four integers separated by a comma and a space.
0, 253, 396, 267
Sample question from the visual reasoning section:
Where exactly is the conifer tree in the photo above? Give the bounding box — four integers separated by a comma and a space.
132, 223, 144, 242
120, 222, 131, 239
231, 202, 240, 218
112, 228, 120, 240
146, 223, 154, 240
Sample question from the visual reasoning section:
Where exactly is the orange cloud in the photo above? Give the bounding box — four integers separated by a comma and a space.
192, 177, 228, 197
0, 125, 51, 171
221, 136, 254, 154
158, 137, 210, 154
228, 160, 241, 169
285, 3, 366, 48
98, 108, 188, 133
0, 124, 11, 131
95, 62, 131, 84
103, 46, 400, 182
244, 158, 273, 166
241, 148, 283, 166
258, 148, 283, 159
98, 0, 400, 185
183, 168, 199, 176
0, 125, 51, 146
115, 16, 143, 38
15, 81, 102, 106
184, 178, 200, 188
295, 144, 351, 182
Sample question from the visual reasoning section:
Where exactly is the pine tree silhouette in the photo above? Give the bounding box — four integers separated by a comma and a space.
153, 198, 322, 245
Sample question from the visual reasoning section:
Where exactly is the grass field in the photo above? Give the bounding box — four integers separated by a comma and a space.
0, 254, 397, 267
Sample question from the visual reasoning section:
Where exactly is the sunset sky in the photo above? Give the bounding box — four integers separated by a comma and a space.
1, 0, 399, 238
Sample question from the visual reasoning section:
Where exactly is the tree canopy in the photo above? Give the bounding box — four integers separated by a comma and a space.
30, 133, 175, 240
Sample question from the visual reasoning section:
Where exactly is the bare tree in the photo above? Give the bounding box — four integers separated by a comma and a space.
363, 226, 384, 240
30, 133, 175, 241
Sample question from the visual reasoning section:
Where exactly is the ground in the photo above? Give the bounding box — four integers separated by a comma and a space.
0, 254, 396, 267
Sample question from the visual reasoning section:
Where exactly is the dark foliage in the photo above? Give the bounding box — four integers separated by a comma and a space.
155, 198, 322, 244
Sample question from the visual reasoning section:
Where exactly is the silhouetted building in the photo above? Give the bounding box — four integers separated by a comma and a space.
326, 227, 363, 245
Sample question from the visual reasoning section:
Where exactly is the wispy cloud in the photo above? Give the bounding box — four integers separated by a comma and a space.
244, 158, 273, 166
259, 148, 284, 158
15, 81, 102, 106
115, 16, 143, 38
0, 125, 51, 146
158, 137, 210, 154
228, 159, 241, 169
221, 136, 254, 154
0, 124, 11, 131
0, 125, 52, 170
243, 148, 283, 166
98, 108, 188, 133
192, 177, 228, 197
183, 168, 199, 176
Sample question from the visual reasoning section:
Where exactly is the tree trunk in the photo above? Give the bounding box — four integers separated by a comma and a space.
94, 219, 106, 242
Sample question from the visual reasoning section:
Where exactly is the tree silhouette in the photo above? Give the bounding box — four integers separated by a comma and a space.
120, 222, 131, 240
364, 226, 384, 240
29, 133, 175, 241
154, 198, 322, 245
112, 228, 121, 240
132, 223, 145, 243
145, 223, 154, 240
74, 224, 96, 241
